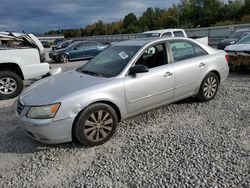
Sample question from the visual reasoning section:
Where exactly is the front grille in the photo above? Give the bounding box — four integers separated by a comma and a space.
17, 100, 25, 115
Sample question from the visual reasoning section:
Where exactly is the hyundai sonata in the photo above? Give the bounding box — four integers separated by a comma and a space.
16, 37, 229, 146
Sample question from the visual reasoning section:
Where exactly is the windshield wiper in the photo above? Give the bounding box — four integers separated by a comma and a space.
80, 69, 104, 77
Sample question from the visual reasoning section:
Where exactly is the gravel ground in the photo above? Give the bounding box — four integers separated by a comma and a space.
0, 64, 249, 187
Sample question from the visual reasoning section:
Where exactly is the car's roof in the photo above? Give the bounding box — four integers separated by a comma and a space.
143, 29, 185, 34
113, 37, 216, 55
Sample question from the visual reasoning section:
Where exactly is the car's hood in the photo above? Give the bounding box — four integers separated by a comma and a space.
20, 70, 109, 105
219, 38, 238, 45
225, 44, 250, 52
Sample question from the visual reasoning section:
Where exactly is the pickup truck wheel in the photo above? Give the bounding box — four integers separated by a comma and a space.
197, 72, 219, 102
60, 54, 69, 63
73, 103, 118, 147
0, 71, 23, 100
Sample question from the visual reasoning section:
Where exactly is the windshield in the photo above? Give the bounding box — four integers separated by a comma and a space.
138, 33, 160, 38
229, 31, 246, 39
78, 45, 141, 77
237, 35, 250, 44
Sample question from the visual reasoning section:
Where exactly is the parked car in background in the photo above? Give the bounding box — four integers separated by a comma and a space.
41, 41, 50, 48
52, 39, 74, 50
217, 29, 250, 50
139, 29, 208, 45
139, 29, 188, 38
225, 34, 250, 70
17, 37, 229, 146
49, 41, 110, 63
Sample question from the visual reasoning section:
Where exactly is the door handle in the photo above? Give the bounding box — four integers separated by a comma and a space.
164, 72, 173, 77
199, 62, 206, 67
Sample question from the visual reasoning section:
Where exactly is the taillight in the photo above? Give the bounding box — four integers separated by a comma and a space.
225, 54, 229, 63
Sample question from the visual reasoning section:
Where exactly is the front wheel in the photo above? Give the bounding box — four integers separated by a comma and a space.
197, 72, 219, 102
0, 71, 23, 100
59, 54, 69, 63
73, 103, 118, 147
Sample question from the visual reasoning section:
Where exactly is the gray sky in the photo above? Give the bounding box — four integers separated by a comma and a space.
0, 0, 181, 33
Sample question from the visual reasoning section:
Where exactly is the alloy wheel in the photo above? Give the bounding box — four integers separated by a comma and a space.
84, 110, 113, 142
0, 77, 17, 95
203, 76, 217, 98
61, 54, 69, 63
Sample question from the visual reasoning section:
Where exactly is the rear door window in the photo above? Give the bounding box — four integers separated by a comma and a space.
85, 42, 98, 49
169, 40, 207, 62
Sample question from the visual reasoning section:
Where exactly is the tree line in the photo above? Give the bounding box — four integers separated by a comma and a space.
45, 0, 250, 38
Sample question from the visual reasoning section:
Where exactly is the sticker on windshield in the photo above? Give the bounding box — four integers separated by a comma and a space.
118, 51, 129, 60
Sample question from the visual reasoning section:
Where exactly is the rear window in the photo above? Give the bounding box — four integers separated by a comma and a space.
173, 31, 185, 37
229, 31, 246, 38
162, 32, 172, 37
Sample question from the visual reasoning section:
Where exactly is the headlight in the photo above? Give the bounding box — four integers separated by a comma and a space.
27, 103, 61, 119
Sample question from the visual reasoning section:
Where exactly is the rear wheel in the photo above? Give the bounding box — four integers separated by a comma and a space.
197, 72, 219, 102
73, 103, 118, 147
60, 54, 69, 63
0, 71, 23, 100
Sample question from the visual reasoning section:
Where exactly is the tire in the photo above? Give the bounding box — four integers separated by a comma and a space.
0, 71, 23, 100
59, 54, 69, 63
73, 103, 118, 147
197, 72, 219, 102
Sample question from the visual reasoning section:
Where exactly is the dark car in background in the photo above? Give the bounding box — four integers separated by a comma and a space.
217, 29, 250, 50
49, 41, 110, 63
52, 39, 74, 50
41, 41, 50, 48
225, 34, 250, 70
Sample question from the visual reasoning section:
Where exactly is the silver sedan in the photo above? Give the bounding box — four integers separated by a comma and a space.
16, 37, 229, 146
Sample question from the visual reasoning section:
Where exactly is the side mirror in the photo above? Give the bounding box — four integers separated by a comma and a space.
129, 65, 149, 75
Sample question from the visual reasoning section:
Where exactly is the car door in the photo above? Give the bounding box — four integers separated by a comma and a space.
124, 43, 174, 115
83, 42, 99, 58
168, 40, 209, 99
69, 42, 85, 59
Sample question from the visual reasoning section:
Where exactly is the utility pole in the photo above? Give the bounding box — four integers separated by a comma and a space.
168, 16, 179, 28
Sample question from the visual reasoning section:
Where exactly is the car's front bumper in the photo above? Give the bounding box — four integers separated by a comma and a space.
16, 102, 74, 144
21, 117, 74, 144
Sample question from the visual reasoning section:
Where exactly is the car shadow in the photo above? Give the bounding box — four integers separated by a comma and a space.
174, 97, 201, 105
229, 68, 250, 75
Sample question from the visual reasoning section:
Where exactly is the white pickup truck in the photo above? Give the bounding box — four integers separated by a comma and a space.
140, 29, 209, 45
0, 32, 61, 99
